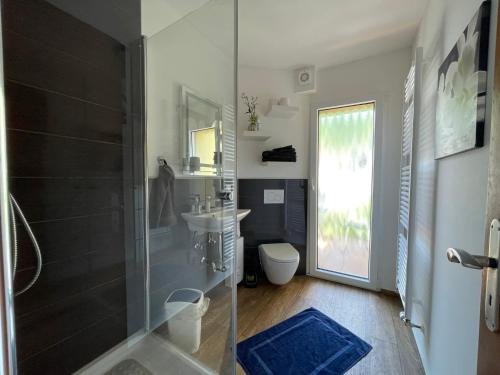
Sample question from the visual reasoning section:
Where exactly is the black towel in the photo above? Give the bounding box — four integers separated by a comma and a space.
262, 155, 297, 162
272, 145, 294, 152
262, 150, 296, 157
262, 145, 297, 162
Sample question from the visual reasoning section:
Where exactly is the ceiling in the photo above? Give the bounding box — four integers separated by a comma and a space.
142, 0, 210, 37
143, 0, 429, 70
239, 0, 429, 69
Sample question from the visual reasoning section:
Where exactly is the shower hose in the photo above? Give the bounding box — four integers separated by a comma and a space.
9, 193, 42, 296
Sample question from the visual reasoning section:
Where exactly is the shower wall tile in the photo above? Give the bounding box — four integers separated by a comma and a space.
14, 212, 124, 275
3, 30, 123, 109
15, 217, 89, 268
18, 311, 127, 375
15, 277, 126, 361
3, 0, 124, 74
3, 0, 142, 372
238, 179, 308, 279
9, 178, 123, 222
14, 255, 90, 314
5, 82, 123, 143
8, 131, 123, 178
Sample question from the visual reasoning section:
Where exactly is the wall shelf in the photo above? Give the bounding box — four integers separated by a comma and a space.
242, 130, 271, 141
265, 104, 299, 119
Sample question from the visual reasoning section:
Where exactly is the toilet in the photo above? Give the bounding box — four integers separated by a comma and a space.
258, 243, 300, 285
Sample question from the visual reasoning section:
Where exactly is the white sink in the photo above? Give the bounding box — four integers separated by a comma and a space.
181, 208, 251, 234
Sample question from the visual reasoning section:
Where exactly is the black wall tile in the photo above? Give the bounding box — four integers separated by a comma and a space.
18, 211, 122, 256
2, 0, 142, 373
87, 250, 126, 290
8, 131, 123, 178
14, 255, 91, 316
16, 216, 89, 269
18, 311, 127, 374
15, 277, 126, 362
6, 81, 123, 143
3, 0, 124, 73
9, 178, 123, 222
3, 29, 123, 109
238, 179, 308, 280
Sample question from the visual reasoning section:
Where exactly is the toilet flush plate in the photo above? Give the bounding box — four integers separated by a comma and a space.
264, 189, 284, 204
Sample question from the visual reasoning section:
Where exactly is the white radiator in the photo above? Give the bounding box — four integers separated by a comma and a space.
396, 48, 422, 308
222, 104, 236, 266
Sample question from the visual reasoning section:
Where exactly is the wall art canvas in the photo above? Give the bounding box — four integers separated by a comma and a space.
435, 1, 490, 159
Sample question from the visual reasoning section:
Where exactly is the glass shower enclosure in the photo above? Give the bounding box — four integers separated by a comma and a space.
0, 0, 237, 374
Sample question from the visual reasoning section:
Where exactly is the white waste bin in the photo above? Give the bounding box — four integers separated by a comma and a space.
164, 288, 210, 354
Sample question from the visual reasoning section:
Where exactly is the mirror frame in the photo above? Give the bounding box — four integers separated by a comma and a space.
179, 85, 222, 175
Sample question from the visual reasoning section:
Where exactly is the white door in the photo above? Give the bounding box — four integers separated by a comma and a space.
309, 100, 380, 290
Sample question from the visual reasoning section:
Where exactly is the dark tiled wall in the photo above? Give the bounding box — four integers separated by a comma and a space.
238, 179, 308, 280
3, 0, 142, 373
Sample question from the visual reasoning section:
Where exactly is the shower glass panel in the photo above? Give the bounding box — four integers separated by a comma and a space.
0, 0, 237, 374
145, 0, 237, 373
1, 0, 147, 373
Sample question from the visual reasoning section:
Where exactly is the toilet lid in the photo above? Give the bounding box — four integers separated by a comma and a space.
260, 243, 299, 263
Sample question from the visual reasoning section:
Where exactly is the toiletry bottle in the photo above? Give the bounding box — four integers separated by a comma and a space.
191, 194, 201, 214
206, 195, 212, 213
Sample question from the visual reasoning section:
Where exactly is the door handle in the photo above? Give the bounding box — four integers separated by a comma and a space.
446, 248, 497, 269
446, 219, 500, 332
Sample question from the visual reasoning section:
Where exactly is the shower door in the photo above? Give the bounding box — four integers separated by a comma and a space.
144, 0, 237, 373
0, 0, 237, 374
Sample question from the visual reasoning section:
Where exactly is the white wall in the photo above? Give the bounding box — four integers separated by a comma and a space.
310, 48, 411, 292
141, 0, 210, 38
408, 1, 496, 374
237, 67, 310, 179
146, 1, 233, 178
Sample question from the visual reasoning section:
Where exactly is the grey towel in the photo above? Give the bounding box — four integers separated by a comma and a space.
149, 163, 177, 228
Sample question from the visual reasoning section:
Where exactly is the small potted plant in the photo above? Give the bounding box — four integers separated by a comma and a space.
241, 93, 260, 131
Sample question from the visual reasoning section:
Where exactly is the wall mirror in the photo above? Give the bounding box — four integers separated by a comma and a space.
180, 86, 222, 176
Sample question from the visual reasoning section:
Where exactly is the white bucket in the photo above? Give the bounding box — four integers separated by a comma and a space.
164, 289, 210, 354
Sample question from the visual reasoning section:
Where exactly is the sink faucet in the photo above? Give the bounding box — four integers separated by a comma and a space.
190, 194, 202, 214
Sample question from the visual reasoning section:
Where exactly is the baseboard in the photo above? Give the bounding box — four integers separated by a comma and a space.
380, 288, 399, 297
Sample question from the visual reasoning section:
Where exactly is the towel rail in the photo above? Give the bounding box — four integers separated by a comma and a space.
396, 47, 423, 330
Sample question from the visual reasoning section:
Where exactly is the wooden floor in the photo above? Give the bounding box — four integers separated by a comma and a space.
157, 275, 425, 374
237, 276, 425, 375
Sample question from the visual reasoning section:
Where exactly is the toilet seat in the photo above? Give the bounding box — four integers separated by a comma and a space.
260, 243, 299, 263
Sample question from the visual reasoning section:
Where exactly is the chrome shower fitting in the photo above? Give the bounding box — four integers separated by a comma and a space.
9, 193, 43, 296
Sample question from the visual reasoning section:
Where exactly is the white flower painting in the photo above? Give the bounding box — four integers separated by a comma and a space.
435, 2, 490, 159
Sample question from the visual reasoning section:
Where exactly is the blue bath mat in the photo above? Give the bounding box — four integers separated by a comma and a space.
237, 307, 372, 375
